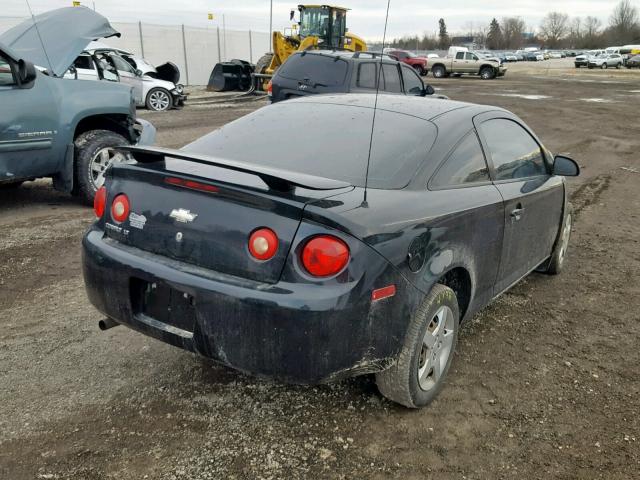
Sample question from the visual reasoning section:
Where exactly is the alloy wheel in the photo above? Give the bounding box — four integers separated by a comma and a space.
417, 306, 455, 391
149, 90, 171, 111
89, 147, 127, 189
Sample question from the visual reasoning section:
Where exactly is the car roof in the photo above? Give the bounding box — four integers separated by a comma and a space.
288, 93, 502, 122
294, 50, 398, 61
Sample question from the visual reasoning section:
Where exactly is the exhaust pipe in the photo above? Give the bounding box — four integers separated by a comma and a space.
98, 317, 119, 331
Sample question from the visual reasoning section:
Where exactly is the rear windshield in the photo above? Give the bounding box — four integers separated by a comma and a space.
277, 53, 348, 86
183, 102, 437, 189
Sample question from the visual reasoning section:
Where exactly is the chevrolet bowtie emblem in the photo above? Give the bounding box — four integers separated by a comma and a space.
169, 208, 198, 223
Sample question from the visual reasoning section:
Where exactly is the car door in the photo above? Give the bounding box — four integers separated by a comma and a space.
474, 114, 564, 293
0, 50, 59, 183
452, 51, 466, 71
465, 52, 479, 73
108, 52, 143, 104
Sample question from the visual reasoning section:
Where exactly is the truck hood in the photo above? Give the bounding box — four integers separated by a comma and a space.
0, 7, 120, 77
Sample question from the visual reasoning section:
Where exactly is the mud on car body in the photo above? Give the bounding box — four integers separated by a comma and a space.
83, 94, 579, 408
0, 7, 155, 203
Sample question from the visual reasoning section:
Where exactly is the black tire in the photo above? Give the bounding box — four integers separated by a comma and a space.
145, 87, 172, 111
376, 284, 460, 408
480, 67, 495, 79
544, 203, 574, 275
601, 63, 607, 69
616, 63, 622, 69
254, 53, 274, 91
0, 180, 24, 189
431, 65, 446, 78
73, 129, 128, 205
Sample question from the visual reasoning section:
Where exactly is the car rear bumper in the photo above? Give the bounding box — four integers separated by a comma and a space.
82, 228, 418, 383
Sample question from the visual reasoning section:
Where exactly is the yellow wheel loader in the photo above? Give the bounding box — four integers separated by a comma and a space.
254, 5, 367, 88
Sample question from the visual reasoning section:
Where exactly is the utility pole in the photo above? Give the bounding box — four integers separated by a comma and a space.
222, 14, 227, 61
269, 0, 273, 53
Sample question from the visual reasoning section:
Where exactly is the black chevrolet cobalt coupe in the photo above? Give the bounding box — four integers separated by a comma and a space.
83, 94, 579, 408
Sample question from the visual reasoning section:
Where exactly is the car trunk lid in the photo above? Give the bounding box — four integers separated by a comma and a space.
102, 147, 351, 284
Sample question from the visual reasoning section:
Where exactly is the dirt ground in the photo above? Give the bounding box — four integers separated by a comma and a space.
1, 58, 638, 479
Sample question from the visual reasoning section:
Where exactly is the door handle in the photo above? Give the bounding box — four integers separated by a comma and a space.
510, 205, 525, 220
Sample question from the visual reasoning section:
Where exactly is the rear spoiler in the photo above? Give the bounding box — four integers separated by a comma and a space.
118, 146, 352, 192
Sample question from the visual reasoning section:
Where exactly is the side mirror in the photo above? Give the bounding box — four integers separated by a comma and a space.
423, 84, 435, 96
135, 69, 143, 77
552, 155, 580, 176
18, 59, 36, 85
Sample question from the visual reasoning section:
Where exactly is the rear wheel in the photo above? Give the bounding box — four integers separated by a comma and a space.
254, 53, 274, 91
480, 67, 495, 79
376, 284, 459, 408
145, 87, 172, 111
431, 65, 446, 78
74, 130, 129, 205
616, 63, 622, 69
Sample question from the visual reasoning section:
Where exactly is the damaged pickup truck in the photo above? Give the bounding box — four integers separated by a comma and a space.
0, 7, 155, 203
68, 42, 187, 111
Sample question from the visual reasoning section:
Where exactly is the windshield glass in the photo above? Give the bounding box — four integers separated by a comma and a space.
299, 7, 331, 38
183, 102, 437, 189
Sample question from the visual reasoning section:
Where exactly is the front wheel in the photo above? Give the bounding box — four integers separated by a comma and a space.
544, 203, 574, 275
376, 284, 459, 408
601, 63, 607, 69
145, 87, 172, 111
480, 67, 495, 79
74, 130, 129, 205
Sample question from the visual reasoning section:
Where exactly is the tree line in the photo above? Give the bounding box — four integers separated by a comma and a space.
390, 0, 640, 50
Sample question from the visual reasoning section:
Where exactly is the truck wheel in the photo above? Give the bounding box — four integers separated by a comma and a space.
74, 130, 129, 205
431, 65, 446, 78
145, 88, 172, 111
254, 53, 274, 91
543, 204, 574, 275
376, 284, 459, 408
480, 67, 495, 79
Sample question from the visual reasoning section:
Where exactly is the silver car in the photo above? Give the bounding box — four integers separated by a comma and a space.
588, 53, 624, 69
67, 43, 187, 111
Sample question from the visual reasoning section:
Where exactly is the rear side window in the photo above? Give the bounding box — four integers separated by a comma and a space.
479, 119, 547, 180
431, 132, 489, 188
278, 54, 348, 86
0, 55, 15, 86
455, 52, 464, 59
382, 64, 402, 93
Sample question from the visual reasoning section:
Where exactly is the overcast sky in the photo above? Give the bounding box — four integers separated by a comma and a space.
4, 0, 627, 40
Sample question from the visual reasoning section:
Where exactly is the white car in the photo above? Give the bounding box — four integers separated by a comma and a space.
503, 52, 518, 62
67, 43, 186, 111
588, 53, 624, 69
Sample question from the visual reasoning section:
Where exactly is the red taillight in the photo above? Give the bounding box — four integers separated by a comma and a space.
94, 186, 107, 218
301, 235, 350, 277
266, 80, 273, 96
111, 194, 130, 223
248, 228, 279, 260
165, 177, 219, 193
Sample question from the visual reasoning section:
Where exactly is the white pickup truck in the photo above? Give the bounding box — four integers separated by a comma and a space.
430, 47, 507, 79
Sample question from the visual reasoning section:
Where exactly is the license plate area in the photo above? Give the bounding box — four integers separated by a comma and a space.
131, 279, 196, 333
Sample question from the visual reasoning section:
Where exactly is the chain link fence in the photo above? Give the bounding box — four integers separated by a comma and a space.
0, 16, 271, 85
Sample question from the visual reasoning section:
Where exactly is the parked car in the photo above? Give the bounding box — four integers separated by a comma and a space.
387, 49, 428, 75
525, 51, 544, 61
431, 50, 506, 79
626, 54, 640, 68
67, 42, 187, 111
575, 50, 604, 68
503, 52, 518, 62
548, 51, 563, 59
0, 7, 155, 203
267, 50, 437, 103
588, 53, 624, 69
82, 93, 579, 408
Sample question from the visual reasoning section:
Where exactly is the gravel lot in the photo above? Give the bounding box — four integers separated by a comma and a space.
1, 58, 639, 479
